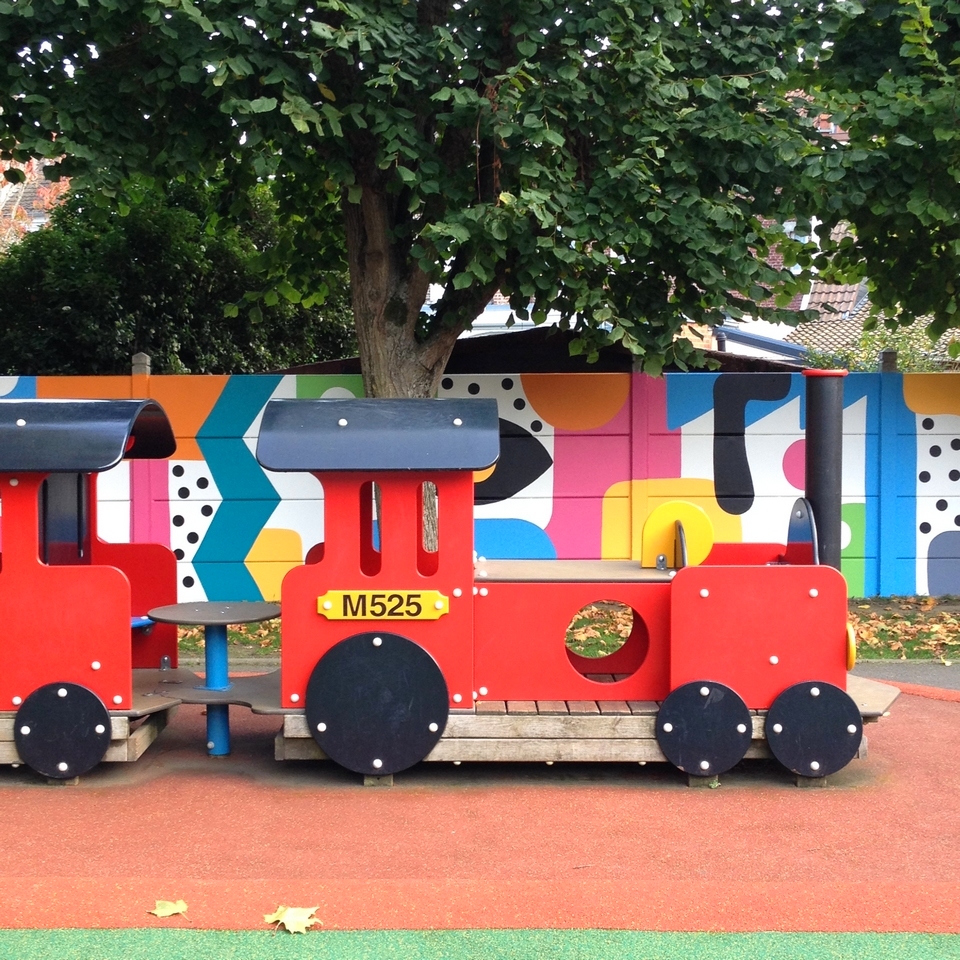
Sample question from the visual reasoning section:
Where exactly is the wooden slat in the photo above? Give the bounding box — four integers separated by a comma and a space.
0, 715, 129, 741
584, 674, 617, 684
567, 701, 600, 714
506, 701, 538, 714
627, 701, 660, 715
443, 714, 657, 739
476, 701, 507, 714
103, 709, 173, 763
597, 701, 632, 715
536, 701, 569, 715
425, 738, 667, 762
847, 674, 900, 719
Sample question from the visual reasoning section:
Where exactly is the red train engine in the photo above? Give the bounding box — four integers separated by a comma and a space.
0, 399, 178, 779
257, 371, 863, 782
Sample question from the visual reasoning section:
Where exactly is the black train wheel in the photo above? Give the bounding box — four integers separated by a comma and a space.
305, 632, 449, 776
765, 681, 863, 778
656, 681, 752, 777
14, 682, 112, 779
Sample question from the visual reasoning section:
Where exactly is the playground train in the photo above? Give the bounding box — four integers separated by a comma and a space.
0, 371, 877, 784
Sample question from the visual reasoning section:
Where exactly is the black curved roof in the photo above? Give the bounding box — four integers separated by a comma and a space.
0, 399, 176, 472
256, 398, 500, 472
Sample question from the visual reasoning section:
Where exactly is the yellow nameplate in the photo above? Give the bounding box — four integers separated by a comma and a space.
317, 590, 449, 620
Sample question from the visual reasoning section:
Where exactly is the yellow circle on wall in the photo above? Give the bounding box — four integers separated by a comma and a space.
641, 500, 715, 568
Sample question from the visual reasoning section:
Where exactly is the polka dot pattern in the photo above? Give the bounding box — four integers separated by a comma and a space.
915, 416, 960, 545
168, 460, 223, 601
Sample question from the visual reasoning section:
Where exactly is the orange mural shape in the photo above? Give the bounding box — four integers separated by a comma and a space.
521, 373, 630, 431
145, 376, 229, 460
903, 374, 960, 416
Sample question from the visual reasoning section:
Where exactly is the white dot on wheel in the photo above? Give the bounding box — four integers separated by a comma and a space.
372, 759, 383, 769
57, 762, 68, 772
95, 724, 106, 735
772, 723, 783, 734
19, 726, 30, 736
662, 722, 673, 733
700, 760, 710, 770
847, 724, 857, 734
57, 688, 67, 698
429, 722, 439, 732
318, 722, 327, 732
810, 760, 821, 771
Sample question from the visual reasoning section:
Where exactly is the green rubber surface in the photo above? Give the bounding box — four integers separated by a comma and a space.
0, 931, 957, 960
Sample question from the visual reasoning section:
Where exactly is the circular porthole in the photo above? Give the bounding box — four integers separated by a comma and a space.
564, 601, 648, 682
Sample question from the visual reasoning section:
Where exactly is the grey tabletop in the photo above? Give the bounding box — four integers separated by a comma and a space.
148, 601, 281, 626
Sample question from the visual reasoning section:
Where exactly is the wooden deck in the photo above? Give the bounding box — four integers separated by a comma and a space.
275, 674, 898, 767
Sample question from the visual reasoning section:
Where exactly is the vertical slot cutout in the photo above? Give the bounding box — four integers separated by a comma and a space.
359, 480, 382, 576
418, 480, 439, 577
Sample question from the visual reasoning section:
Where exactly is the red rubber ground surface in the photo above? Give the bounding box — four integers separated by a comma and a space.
1, 687, 957, 932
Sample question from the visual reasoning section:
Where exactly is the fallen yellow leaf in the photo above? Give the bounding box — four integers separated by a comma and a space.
148, 899, 188, 919
264, 905, 321, 934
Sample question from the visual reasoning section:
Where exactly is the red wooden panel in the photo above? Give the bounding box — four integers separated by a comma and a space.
703, 542, 785, 565
279, 471, 476, 709
669, 564, 848, 709
473, 581, 671, 702
0, 475, 132, 710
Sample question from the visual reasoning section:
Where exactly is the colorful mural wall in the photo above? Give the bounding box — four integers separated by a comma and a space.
1, 369, 957, 598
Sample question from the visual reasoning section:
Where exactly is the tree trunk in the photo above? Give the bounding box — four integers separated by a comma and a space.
343, 183, 494, 399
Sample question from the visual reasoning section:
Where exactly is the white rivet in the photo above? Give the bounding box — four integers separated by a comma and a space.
15, 418, 25, 427
699, 588, 709, 598
91, 661, 101, 671
206, 741, 215, 750
809, 588, 819, 598
737, 723, 747, 734
453, 693, 462, 703
323, 600, 332, 610
811, 687, 820, 697
700, 760, 710, 770
453, 418, 463, 426
373, 636, 382, 646
9, 478, 18, 486
669, 570, 677, 578
545, 760, 554, 765
638, 761, 647, 766
12, 696, 21, 706
453, 760, 461, 765
772, 723, 783, 734
453, 588, 462, 598
434, 599, 444, 610
57, 687, 68, 698
847, 724, 857, 734
479, 686, 488, 696
290, 693, 300, 703
372, 758, 383, 769
477, 556, 486, 563
700, 686, 710, 697
338, 418, 348, 427
95, 724, 106, 735
10, 764, 19, 769
769, 655, 779, 665
19, 725, 30, 736
57, 762, 68, 772
429, 722, 439, 732
472, 587, 479, 595
795, 510, 803, 518
472, 691, 478, 700
318, 722, 327, 732
662, 722, 673, 733
479, 587, 488, 596
112, 695, 122, 705
478, 570, 488, 578
810, 760, 821, 771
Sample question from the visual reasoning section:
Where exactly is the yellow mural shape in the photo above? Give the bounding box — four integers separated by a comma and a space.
245, 528, 304, 601
521, 373, 630, 431
903, 374, 960, 416
641, 500, 715, 567
601, 478, 742, 561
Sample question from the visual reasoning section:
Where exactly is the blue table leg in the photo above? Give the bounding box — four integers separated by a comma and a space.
203, 623, 231, 756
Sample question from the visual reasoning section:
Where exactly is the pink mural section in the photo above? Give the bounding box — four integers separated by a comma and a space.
543, 374, 681, 559
130, 460, 171, 547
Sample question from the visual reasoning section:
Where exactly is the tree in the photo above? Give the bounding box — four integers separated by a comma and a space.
0, 0, 835, 395
0, 182, 356, 374
808, 0, 960, 344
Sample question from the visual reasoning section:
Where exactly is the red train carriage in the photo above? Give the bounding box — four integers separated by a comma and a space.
0, 399, 178, 779
257, 373, 865, 782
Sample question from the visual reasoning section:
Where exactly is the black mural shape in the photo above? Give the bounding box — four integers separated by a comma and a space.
928, 531, 960, 596
713, 373, 792, 515
475, 419, 553, 505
